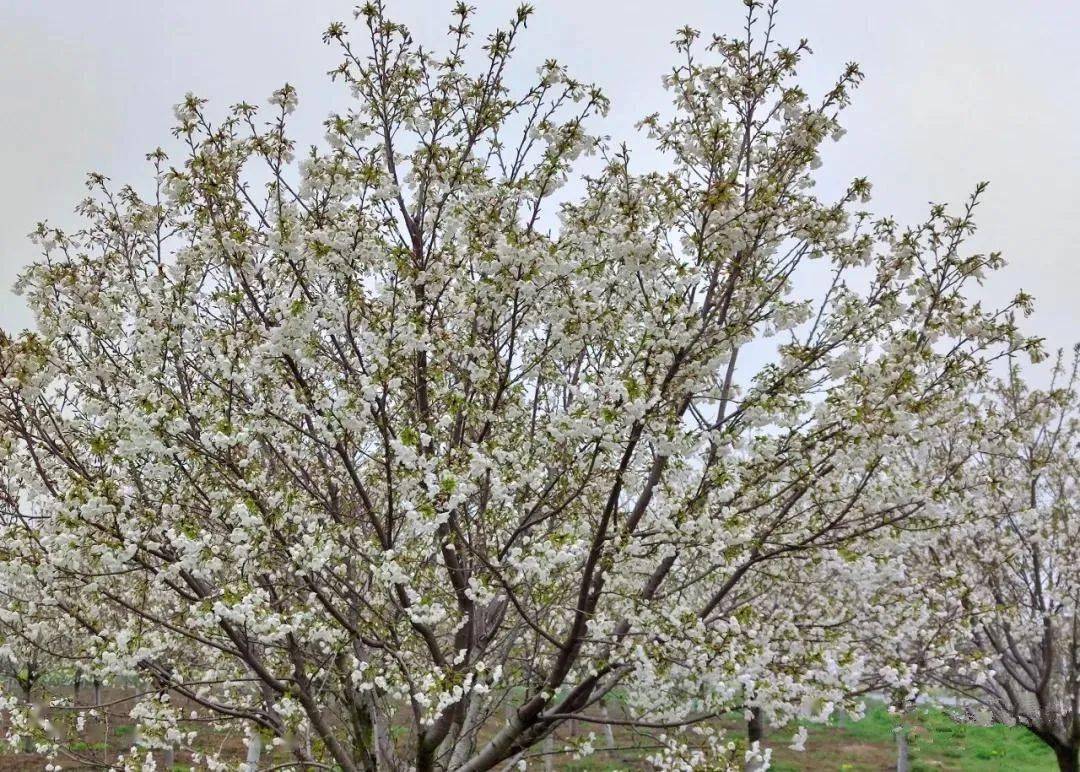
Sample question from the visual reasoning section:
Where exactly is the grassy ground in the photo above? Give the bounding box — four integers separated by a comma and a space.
0, 695, 1059, 770
542, 704, 1056, 771
765, 704, 1055, 771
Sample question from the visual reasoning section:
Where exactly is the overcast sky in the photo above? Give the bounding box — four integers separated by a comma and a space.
1, 0, 1077, 358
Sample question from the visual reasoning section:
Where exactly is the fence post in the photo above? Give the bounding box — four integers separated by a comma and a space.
244, 732, 262, 771
894, 724, 909, 772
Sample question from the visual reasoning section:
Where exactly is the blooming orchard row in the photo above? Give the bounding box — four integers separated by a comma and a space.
0, 2, 1074, 770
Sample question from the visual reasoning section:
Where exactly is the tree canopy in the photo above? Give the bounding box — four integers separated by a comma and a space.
0, 2, 1052, 770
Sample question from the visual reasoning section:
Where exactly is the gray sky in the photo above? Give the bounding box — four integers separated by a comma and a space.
2, 1, 1077, 356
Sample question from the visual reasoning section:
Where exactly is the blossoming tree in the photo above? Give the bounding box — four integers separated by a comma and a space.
0, 1, 1038, 769
911, 352, 1080, 772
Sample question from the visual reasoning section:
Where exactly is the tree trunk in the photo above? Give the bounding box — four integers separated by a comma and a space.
20, 681, 33, 754
748, 706, 764, 745
73, 671, 82, 705
745, 707, 765, 772
601, 699, 616, 749
162, 745, 175, 769
372, 699, 397, 771
1055, 744, 1079, 772
416, 740, 435, 772
448, 693, 484, 769
92, 677, 102, 707
543, 732, 555, 772
347, 697, 378, 771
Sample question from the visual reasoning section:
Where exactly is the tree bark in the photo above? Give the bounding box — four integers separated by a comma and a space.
447, 693, 484, 769
1055, 744, 1079, 772
745, 707, 765, 772
748, 707, 764, 745
371, 698, 397, 771
21, 681, 33, 754
543, 733, 555, 772
600, 699, 616, 749
347, 697, 378, 772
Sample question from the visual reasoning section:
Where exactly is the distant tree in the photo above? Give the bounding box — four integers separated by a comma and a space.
0, 651, 44, 754
0, 1, 1037, 769
918, 351, 1080, 772
0, 595, 75, 755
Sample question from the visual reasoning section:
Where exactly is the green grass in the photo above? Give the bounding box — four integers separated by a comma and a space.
765, 704, 1056, 771
8, 697, 1059, 771
534, 703, 1058, 770
512, 703, 1058, 771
